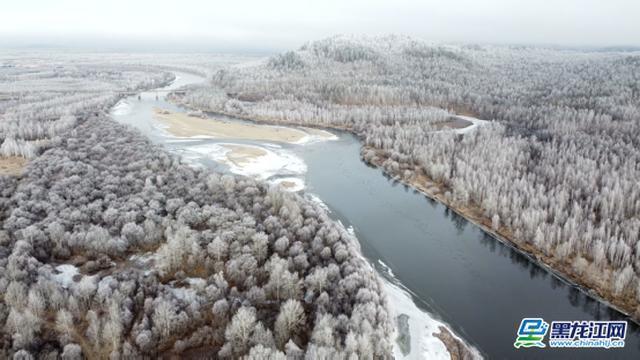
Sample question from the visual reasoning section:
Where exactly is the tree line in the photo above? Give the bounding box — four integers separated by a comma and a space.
180, 34, 640, 318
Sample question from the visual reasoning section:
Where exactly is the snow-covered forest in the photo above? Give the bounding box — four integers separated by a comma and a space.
0, 54, 392, 358
0, 54, 173, 158
178, 35, 640, 318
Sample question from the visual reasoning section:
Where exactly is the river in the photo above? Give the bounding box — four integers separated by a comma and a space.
112, 72, 640, 359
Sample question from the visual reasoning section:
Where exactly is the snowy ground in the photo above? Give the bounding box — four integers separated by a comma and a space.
52, 264, 97, 289
269, 177, 305, 192
111, 100, 132, 116
52, 264, 81, 289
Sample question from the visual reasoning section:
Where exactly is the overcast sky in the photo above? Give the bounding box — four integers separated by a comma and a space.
1, 0, 639, 51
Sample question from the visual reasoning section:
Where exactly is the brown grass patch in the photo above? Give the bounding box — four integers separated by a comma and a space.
153, 108, 308, 143
0, 156, 27, 176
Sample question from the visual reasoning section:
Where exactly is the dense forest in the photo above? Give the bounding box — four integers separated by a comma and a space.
0, 54, 392, 358
179, 35, 640, 319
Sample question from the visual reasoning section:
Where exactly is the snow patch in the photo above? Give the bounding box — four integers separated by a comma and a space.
53, 264, 79, 289
384, 280, 451, 360
270, 177, 305, 192
346, 225, 356, 238
111, 100, 131, 116
170, 286, 198, 303
188, 142, 307, 180
186, 277, 207, 288
293, 129, 339, 145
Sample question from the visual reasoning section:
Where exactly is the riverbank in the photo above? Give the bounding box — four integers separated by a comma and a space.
435, 326, 479, 360
363, 145, 640, 323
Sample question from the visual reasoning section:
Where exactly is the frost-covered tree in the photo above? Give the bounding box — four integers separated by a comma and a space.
274, 299, 305, 349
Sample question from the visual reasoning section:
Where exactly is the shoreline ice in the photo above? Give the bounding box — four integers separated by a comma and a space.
187, 142, 307, 183
378, 259, 482, 359
111, 100, 132, 116
269, 177, 305, 192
